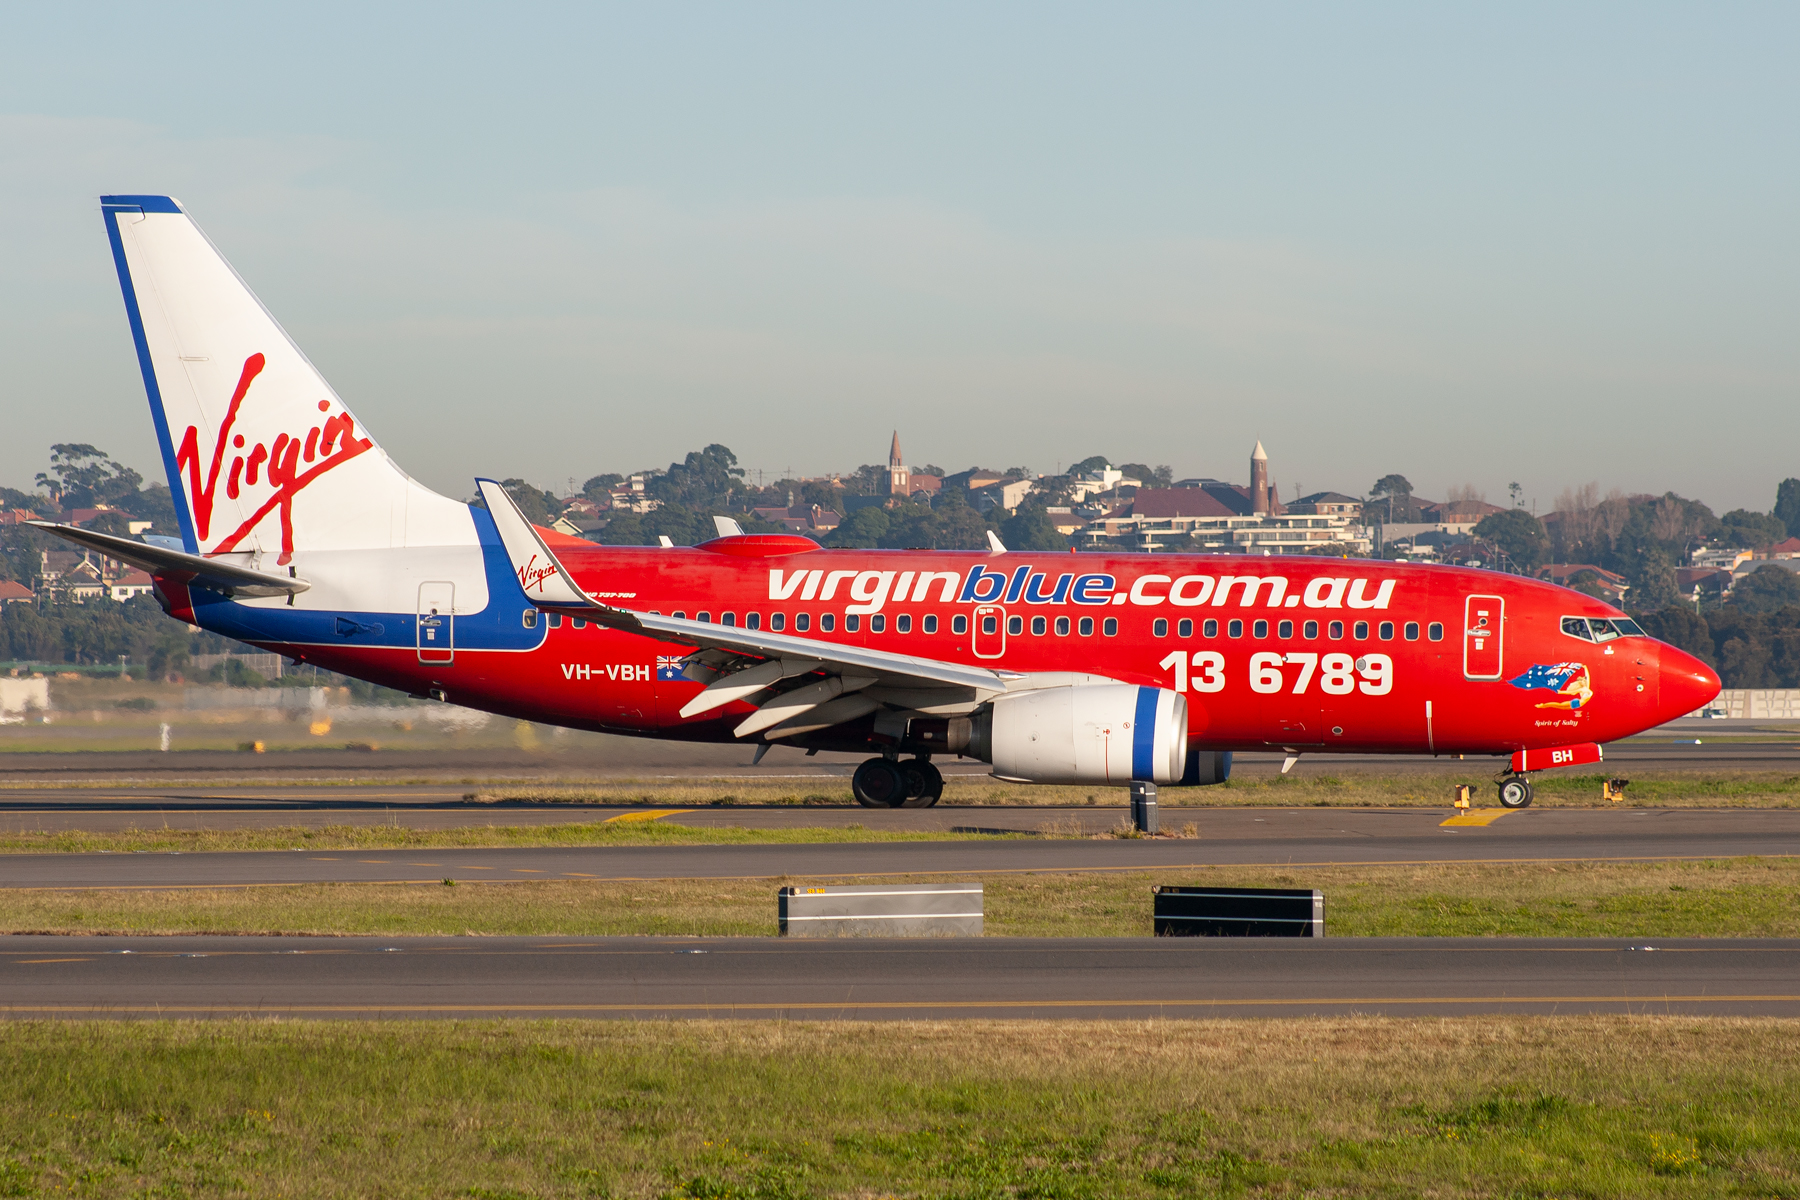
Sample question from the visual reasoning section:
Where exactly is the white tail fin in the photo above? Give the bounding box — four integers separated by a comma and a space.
101, 195, 463, 564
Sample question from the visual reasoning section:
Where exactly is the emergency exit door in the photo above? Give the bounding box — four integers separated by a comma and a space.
972, 604, 1006, 659
418, 581, 455, 665
1463, 594, 1503, 680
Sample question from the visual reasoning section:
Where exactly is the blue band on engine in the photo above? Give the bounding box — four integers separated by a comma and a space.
1132, 686, 1158, 779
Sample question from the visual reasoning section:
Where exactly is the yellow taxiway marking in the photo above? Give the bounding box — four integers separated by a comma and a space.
358, 859, 391, 864
3, 994, 1795, 1014
602, 809, 693, 824
1441, 810, 1513, 827
15, 958, 90, 965
510, 869, 543, 874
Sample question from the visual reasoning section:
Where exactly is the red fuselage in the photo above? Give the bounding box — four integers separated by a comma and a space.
258, 539, 1719, 761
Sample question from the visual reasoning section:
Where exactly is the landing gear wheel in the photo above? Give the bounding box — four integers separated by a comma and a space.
853, 757, 910, 808
900, 759, 944, 808
1498, 777, 1535, 809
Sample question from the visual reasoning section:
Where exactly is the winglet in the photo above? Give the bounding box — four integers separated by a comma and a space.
986, 529, 1008, 554
475, 478, 600, 608
712, 515, 745, 538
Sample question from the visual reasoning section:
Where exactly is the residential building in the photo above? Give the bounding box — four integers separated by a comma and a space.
1692, 546, 1755, 572
0, 580, 34, 605
971, 478, 1037, 515
1068, 466, 1140, 503
751, 505, 839, 535
1675, 567, 1733, 602
109, 569, 156, 602
1541, 563, 1630, 604
1289, 491, 1362, 517
1769, 537, 1800, 561
1080, 443, 1367, 555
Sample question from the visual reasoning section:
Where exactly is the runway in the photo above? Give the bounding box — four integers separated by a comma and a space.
0, 718, 1791, 782
2, 806, 1796, 888
3, 934, 1795, 1018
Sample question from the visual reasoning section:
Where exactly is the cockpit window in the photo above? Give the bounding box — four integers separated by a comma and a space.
1562, 615, 1645, 643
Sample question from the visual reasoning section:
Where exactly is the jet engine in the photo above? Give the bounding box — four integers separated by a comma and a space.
968, 684, 1189, 785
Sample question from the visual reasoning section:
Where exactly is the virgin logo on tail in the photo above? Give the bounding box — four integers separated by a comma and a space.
173, 353, 373, 565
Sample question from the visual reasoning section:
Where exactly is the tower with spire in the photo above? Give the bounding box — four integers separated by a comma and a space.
886, 430, 910, 497
1250, 441, 1279, 514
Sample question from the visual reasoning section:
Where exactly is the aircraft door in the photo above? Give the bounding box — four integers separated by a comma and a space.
418, 581, 455, 665
1463, 594, 1503, 680
972, 604, 1006, 659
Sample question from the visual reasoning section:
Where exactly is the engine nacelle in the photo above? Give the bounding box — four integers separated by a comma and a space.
970, 684, 1189, 785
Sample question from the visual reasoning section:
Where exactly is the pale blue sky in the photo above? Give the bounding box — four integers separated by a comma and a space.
2, 3, 1794, 512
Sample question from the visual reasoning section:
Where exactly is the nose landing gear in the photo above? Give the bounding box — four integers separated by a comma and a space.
1497, 776, 1535, 809
852, 756, 943, 808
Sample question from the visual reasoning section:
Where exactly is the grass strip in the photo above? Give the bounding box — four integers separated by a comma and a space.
476, 769, 1800, 808
6, 857, 1798, 938
0, 821, 1025, 855
0, 1017, 1795, 1197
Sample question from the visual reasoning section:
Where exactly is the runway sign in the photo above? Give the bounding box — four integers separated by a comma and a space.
778, 883, 983, 938
1154, 885, 1324, 937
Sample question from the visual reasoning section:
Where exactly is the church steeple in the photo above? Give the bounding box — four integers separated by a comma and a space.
886, 431, 909, 497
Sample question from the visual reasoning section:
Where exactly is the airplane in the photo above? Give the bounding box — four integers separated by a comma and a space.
36, 195, 1722, 810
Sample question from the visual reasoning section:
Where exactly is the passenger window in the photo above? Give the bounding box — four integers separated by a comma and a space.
895, 615, 910, 633
1227, 619, 1243, 638
721, 612, 736, 628
1031, 616, 1047, 635
1252, 619, 1269, 638
673, 611, 686, 620
1007, 615, 1023, 635
522, 610, 538, 629
923, 614, 938, 634
1153, 618, 1169, 637
1102, 617, 1118, 636
795, 613, 810, 632
1202, 619, 1218, 637
1561, 617, 1594, 641
820, 614, 836, 632
1328, 621, 1344, 639
952, 614, 968, 635
1177, 618, 1192, 638
1428, 622, 1444, 641
1378, 621, 1394, 640
981, 615, 997, 635
770, 613, 785, 631
697, 612, 710, 624
572, 618, 586, 630
1277, 620, 1293, 639
548, 613, 562, 628
1078, 616, 1094, 636
1303, 620, 1318, 639
746, 613, 760, 631
1055, 616, 1070, 636
1403, 621, 1419, 641
1354, 621, 1369, 639
845, 614, 860, 632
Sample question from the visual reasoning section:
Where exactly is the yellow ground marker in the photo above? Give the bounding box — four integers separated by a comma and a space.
602, 809, 693, 824
1440, 810, 1513, 827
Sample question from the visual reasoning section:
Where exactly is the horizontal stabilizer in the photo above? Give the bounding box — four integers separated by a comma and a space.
29, 522, 308, 598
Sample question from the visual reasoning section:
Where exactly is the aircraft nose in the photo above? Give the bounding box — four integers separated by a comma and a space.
1658, 645, 1721, 720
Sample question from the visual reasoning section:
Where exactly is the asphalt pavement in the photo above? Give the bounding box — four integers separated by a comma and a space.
3, 934, 1794, 1018
1, 806, 1795, 888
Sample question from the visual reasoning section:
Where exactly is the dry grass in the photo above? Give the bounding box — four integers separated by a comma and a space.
476, 768, 1800, 808
1, 1016, 1796, 1196
6, 856, 1797, 939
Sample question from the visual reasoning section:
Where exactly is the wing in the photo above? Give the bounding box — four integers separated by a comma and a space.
29, 521, 308, 599
476, 479, 1021, 740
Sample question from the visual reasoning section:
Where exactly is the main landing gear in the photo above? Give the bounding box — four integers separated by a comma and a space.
1497, 776, 1535, 809
853, 756, 944, 808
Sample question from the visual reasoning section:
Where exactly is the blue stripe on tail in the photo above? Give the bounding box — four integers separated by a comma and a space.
1132, 686, 1158, 780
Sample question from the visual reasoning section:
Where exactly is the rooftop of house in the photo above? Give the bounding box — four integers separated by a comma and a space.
1116, 488, 1241, 520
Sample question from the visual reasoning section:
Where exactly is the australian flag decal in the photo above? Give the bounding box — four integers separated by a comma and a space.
656, 655, 688, 682
1508, 661, 1593, 710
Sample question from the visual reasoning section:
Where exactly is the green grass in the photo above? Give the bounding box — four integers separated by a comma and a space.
0, 1017, 1796, 1197
7, 857, 1798, 938
0, 820, 1027, 855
